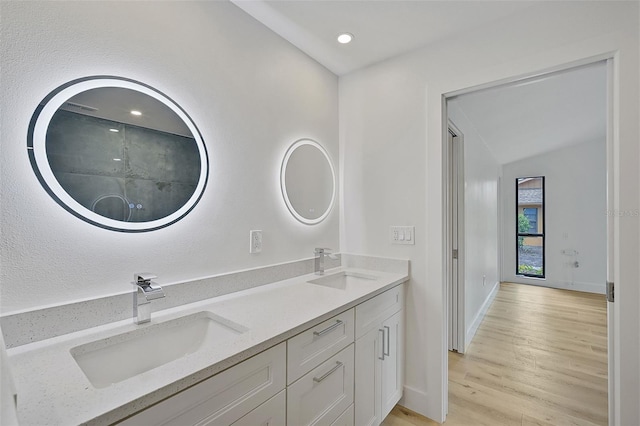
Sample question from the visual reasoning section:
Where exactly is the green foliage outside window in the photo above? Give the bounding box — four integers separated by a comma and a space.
517, 213, 530, 248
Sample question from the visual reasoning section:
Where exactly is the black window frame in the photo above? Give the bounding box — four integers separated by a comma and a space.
516, 176, 545, 278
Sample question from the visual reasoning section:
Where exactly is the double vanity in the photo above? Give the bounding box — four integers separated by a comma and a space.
10, 76, 406, 425
4, 255, 408, 425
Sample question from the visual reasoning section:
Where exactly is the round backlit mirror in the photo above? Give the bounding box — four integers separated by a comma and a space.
27, 76, 209, 232
280, 139, 335, 225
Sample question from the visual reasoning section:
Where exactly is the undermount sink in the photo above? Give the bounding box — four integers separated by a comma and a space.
70, 311, 248, 388
307, 271, 378, 290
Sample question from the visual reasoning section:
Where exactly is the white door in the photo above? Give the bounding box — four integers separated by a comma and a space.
448, 123, 465, 353
605, 57, 615, 426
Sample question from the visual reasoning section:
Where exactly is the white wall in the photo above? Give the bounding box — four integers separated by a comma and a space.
339, 1, 639, 423
0, 1, 339, 313
447, 102, 501, 349
502, 140, 607, 293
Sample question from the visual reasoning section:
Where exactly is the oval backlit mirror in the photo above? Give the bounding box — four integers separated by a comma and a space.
27, 76, 209, 232
280, 139, 335, 225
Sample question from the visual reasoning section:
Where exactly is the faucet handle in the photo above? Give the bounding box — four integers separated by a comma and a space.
135, 273, 157, 284
314, 248, 333, 254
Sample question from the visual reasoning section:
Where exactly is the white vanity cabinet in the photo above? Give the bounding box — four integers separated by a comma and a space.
354, 285, 404, 426
287, 344, 354, 425
286, 309, 355, 426
287, 309, 354, 385
116, 285, 404, 426
118, 343, 286, 426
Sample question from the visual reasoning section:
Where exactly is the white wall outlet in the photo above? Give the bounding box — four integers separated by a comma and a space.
249, 230, 262, 253
390, 226, 415, 245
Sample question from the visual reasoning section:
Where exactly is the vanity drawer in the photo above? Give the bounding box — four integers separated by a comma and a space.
355, 285, 403, 339
287, 344, 354, 426
231, 389, 286, 426
118, 343, 286, 426
331, 404, 354, 426
287, 309, 354, 384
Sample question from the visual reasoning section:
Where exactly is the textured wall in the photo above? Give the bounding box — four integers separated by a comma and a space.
0, 1, 338, 312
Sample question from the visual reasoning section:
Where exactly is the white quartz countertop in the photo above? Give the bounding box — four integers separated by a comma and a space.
7, 266, 408, 425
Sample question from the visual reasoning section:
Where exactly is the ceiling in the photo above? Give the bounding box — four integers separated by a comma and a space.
231, 0, 537, 75
61, 87, 193, 137
231, 1, 608, 165
449, 61, 607, 165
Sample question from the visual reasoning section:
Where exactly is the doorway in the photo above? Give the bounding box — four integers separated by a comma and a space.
444, 58, 612, 423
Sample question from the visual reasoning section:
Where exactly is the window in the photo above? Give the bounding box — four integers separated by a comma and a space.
517, 177, 545, 278
523, 208, 538, 233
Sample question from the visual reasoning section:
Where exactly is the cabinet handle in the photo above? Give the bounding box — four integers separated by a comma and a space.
313, 361, 343, 382
313, 320, 343, 337
378, 328, 385, 360
384, 325, 391, 356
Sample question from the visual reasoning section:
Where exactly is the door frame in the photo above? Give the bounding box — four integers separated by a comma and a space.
441, 54, 616, 424
446, 121, 465, 354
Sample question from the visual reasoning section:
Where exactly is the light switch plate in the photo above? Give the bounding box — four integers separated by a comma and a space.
390, 226, 415, 245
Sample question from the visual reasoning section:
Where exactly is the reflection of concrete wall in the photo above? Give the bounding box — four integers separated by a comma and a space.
46, 110, 199, 222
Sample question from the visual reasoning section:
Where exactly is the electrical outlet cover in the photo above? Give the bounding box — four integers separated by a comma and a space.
250, 230, 262, 253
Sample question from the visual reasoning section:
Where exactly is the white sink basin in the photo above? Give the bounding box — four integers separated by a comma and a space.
308, 271, 378, 290
70, 311, 248, 388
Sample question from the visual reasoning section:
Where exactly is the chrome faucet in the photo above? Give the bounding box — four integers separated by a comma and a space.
133, 273, 165, 324
314, 248, 338, 275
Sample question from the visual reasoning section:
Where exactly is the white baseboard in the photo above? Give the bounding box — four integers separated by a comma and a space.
465, 281, 500, 349
509, 277, 605, 294
400, 385, 443, 423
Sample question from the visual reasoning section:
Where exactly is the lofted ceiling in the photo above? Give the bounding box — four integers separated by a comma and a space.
231, 0, 538, 75
449, 61, 607, 165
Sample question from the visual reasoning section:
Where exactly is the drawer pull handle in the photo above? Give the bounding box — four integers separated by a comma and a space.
313, 320, 343, 337
384, 325, 391, 356
313, 361, 343, 383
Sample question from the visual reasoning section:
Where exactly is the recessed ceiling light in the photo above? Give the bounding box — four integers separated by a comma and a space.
337, 33, 354, 44
109, 128, 119, 133
130, 110, 142, 116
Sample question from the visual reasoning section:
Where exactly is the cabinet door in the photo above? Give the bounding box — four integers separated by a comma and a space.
354, 327, 382, 426
232, 389, 286, 426
287, 344, 354, 426
380, 310, 404, 420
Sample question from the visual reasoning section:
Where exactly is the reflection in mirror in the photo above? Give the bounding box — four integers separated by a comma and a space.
281, 139, 335, 225
28, 77, 208, 232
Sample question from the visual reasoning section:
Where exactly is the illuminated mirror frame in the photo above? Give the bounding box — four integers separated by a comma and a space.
27, 76, 209, 232
280, 138, 336, 225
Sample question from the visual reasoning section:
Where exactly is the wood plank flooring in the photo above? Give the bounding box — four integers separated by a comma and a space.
381, 282, 608, 426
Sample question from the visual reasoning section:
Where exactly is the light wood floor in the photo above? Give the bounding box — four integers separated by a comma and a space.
381, 282, 608, 426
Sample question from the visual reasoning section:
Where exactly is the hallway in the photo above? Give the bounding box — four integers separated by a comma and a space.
383, 282, 608, 425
